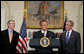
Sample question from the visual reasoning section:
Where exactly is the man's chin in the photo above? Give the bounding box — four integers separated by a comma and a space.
66, 28, 69, 31
43, 29, 46, 31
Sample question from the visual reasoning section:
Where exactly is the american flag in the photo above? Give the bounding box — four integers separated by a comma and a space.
16, 18, 27, 53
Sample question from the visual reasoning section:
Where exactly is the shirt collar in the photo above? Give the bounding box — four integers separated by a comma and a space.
41, 30, 47, 33
67, 29, 72, 34
8, 28, 13, 33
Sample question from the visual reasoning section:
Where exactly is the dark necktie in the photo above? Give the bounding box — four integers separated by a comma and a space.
66, 32, 69, 44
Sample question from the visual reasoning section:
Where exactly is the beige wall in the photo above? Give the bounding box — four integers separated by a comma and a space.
1, 1, 24, 32
1, 1, 83, 53
1, 1, 10, 30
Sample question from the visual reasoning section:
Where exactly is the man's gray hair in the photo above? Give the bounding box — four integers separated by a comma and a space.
67, 20, 74, 27
7, 19, 15, 27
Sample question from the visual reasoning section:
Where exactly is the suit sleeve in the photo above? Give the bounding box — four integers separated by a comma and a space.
15, 32, 19, 46
1, 31, 3, 51
1, 31, 5, 52
59, 33, 63, 53
76, 33, 81, 53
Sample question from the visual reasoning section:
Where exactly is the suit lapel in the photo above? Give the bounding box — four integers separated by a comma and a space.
40, 30, 44, 38
68, 30, 74, 43
6, 29, 10, 44
12, 30, 17, 44
6, 29, 12, 44
46, 30, 48, 37
11, 30, 14, 44
64, 31, 66, 42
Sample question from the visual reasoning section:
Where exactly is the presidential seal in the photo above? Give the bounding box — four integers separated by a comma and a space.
40, 37, 50, 47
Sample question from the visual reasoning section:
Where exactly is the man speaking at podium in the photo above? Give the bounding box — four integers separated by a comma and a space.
33, 20, 55, 53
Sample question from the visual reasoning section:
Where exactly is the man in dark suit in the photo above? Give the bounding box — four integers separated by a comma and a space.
1, 19, 19, 53
60, 20, 81, 53
33, 20, 55, 53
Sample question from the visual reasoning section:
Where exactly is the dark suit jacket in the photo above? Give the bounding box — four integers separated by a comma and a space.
33, 30, 55, 53
60, 30, 81, 53
1, 29, 19, 53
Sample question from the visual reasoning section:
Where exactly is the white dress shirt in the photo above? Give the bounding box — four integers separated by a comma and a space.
8, 28, 13, 37
41, 30, 47, 37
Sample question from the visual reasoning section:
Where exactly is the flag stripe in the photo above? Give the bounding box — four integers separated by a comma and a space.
18, 41, 22, 47
23, 40, 26, 49
16, 46, 22, 53
23, 46, 27, 53
23, 44, 27, 53
23, 38, 27, 46
17, 44, 22, 50
18, 38, 23, 45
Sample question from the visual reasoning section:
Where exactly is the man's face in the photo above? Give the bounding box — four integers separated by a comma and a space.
9, 21, 15, 29
41, 22, 48, 31
65, 21, 72, 31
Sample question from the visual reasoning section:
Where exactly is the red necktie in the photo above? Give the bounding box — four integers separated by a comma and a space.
44, 31, 46, 37
9, 32, 12, 43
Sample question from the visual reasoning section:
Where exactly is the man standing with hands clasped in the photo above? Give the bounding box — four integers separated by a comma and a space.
1, 19, 19, 53
60, 20, 81, 53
